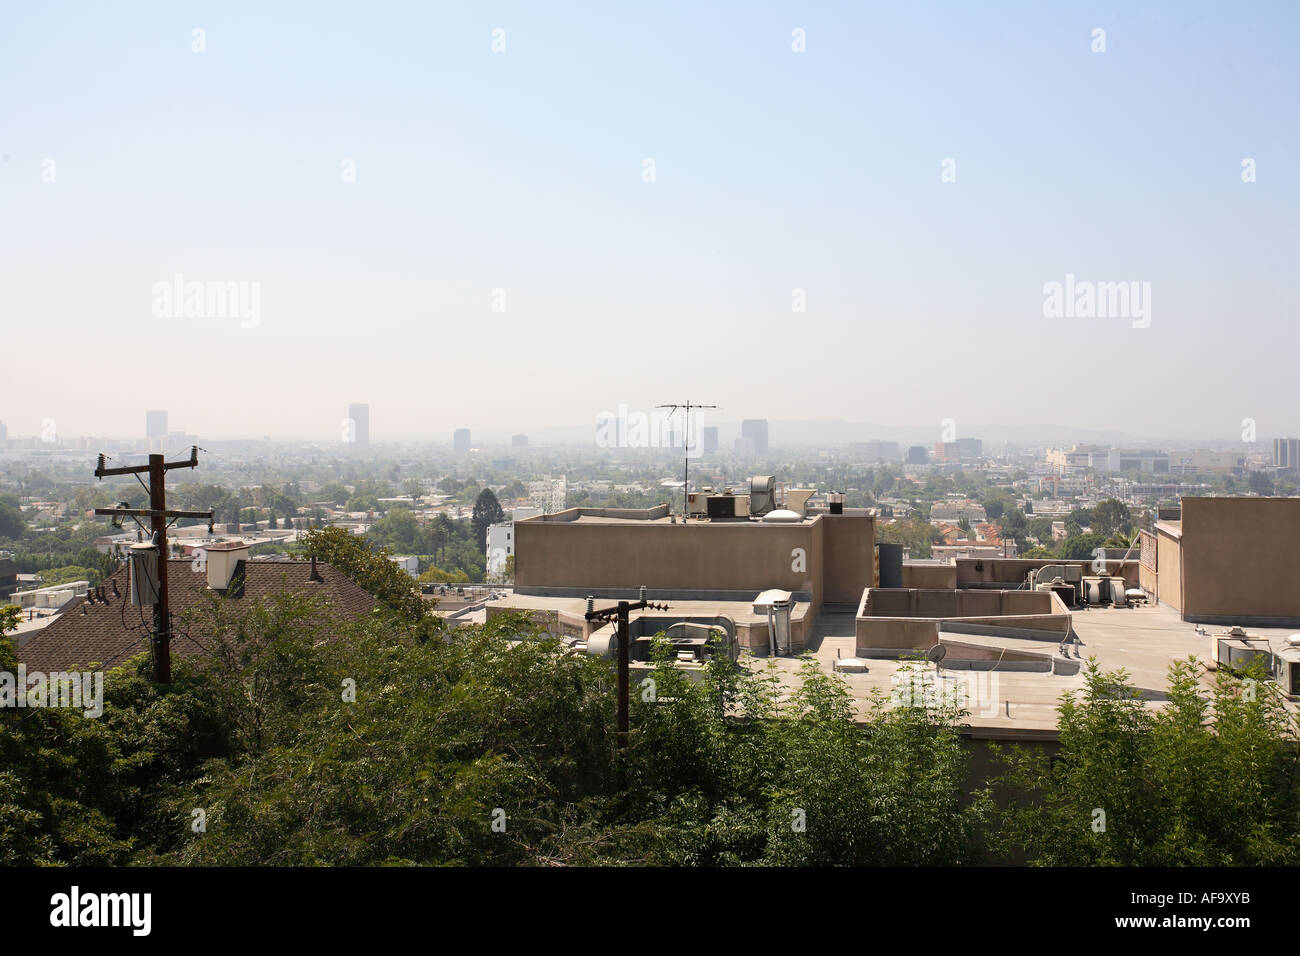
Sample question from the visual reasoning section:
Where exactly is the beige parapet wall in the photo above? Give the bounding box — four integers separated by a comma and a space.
902, 563, 958, 589
955, 558, 1140, 588
1146, 497, 1300, 625
514, 508, 875, 608
855, 588, 1071, 656
1177, 497, 1300, 624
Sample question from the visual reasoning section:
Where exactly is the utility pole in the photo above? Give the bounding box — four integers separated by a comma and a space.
93, 447, 213, 683
585, 594, 668, 753
655, 400, 716, 519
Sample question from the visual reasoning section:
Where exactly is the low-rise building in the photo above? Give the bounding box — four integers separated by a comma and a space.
1142, 496, 1300, 625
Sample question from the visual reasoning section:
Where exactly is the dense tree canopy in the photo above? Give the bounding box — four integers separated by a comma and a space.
4, 564, 1298, 867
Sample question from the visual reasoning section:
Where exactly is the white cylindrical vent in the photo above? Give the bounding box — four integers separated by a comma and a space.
128, 542, 161, 606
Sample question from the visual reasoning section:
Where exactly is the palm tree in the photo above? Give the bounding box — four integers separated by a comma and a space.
1104, 529, 1139, 552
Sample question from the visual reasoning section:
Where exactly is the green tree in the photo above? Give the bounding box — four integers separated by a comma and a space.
0, 499, 25, 539
996, 660, 1300, 865
1028, 516, 1056, 545
1248, 471, 1274, 496
300, 526, 428, 624
1057, 531, 1107, 560
1091, 499, 1132, 536
471, 489, 505, 551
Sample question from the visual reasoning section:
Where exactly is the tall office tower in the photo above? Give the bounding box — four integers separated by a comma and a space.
511, 434, 528, 448
146, 410, 168, 452
346, 403, 370, 448
1275, 438, 1300, 470
0, 421, 7, 443
702, 426, 718, 455
907, 445, 929, 464
741, 419, 769, 456
453, 428, 471, 453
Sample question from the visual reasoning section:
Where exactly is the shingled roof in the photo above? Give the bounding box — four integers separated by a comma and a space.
15, 558, 375, 673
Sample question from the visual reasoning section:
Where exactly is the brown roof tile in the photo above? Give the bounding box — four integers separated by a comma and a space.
15, 559, 375, 673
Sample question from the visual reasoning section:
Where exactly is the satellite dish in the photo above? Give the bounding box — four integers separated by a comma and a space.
927, 644, 948, 664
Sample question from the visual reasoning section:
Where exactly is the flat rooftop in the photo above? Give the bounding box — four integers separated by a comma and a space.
489, 591, 812, 628
761, 603, 1298, 736
470, 592, 1297, 737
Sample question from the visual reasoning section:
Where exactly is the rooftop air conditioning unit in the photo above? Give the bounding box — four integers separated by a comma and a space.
1217, 636, 1274, 677
706, 495, 736, 519
749, 476, 776, 516
1274, 645, 1300, 699
1108, 577, 1127, 607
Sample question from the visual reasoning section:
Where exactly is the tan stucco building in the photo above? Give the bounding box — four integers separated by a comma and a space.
509, 503, 877, 652
1142, 496, 1300, 625
515, 504, 875, 606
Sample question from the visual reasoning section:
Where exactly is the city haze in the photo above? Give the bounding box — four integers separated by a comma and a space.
2, 2, 1298, 440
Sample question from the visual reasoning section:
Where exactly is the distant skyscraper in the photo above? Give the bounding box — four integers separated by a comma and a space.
741, 419, 769, 456
454, 428, 471, 453
702, 426, 718, 455
346, 403, 370, 447
907, 446, 929, 465
511, 434, 528, 448
146, 410, 168, 452
1275, 438, 1300, 470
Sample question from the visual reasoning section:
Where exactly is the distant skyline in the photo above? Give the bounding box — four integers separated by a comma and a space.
0, 412, 1288, 450
2, 2, 1298, 441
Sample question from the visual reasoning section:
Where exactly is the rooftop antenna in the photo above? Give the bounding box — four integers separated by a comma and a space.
655, 400, 717, 519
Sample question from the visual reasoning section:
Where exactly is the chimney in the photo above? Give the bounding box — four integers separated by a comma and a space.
204, 540, 250, 591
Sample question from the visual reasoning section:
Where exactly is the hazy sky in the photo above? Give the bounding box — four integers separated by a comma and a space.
2, 1, 1297, 443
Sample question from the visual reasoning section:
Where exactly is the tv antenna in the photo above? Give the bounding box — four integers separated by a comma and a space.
655, 400, 716, 519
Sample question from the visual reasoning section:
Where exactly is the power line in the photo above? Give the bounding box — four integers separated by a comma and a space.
91, 446, 212, 683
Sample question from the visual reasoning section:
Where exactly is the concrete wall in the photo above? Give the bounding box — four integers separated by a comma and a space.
1178, 497, 1300, 624
955, 557, 1139, 588
902, 563, 958, 589
855, 588, 1070, 655
821, 513, 877, 604
515, 511, 876, 611
863, 588, 1055, 618
1155, 527, 1182, 612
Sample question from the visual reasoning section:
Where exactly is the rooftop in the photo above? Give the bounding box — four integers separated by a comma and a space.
16, 558, 375, 673
785, 602, 1298, 736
